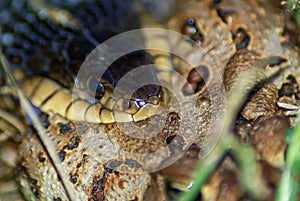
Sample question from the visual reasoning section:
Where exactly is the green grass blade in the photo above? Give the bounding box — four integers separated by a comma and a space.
0, 48, 78, 201
276, 109, 300, 201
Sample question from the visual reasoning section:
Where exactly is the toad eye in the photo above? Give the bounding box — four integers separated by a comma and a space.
86, 76, 105, 102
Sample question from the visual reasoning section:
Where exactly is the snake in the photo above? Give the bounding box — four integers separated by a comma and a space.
1, 0, 300, 200
20, 50, 170, 123
1, 0, 173, 124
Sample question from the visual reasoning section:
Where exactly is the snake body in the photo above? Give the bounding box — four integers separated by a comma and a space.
20, 50, 169, 123
1, 0, 171, 123
0, 0, 140, 87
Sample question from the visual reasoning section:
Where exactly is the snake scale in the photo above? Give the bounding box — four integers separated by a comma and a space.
0, 0, 300, 200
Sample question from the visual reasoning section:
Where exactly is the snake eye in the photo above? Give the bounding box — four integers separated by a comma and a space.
86, 76, 105, 101
134, 99, 146, 108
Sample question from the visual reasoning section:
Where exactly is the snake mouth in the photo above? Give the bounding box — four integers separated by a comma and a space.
130, 85, 165, 110
109, 84, 167, 116
82, 77, 168, 123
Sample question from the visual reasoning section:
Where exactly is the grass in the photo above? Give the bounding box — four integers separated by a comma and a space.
276, 111, 300, 201
178, 2, 300, 200
285, 0, 300, 27
1, 1, 300, 200
177, 79, 300, 201
275, 1, 300, 199
0, 49, 78, 201
177, 69, 274, 201
177, 135, 273, 201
